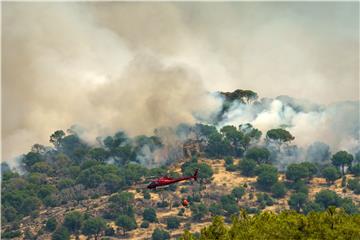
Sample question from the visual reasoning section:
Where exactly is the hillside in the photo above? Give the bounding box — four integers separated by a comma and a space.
2, 118, 360, 240
2, 156, 360, 240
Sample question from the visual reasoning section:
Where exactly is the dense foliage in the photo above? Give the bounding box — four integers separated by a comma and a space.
183, 208, 360, 240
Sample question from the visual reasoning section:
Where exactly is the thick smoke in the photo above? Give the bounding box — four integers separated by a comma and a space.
2, 3, 221, 161
2, 2, 358, 164
306, 141, 331, 164
219, 96, 360, 166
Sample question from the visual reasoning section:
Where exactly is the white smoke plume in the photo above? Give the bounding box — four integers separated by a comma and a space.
219, 96, 360, 166
2, 2, 358, 164
2, 3, 222, 161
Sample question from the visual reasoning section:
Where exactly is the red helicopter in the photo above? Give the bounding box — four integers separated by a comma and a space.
147, 169, 198, 189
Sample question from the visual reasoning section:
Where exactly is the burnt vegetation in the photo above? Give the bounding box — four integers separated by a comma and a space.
2, 89, 360, 239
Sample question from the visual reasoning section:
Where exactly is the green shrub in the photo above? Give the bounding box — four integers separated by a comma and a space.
178, 208, 185, 216
271, 182, 287, 198
157, 201, 169, 208
166, 216, 180, 229
2, 230, 22, 239
224, 156, 234, 165
104, 227, 115, 236
152, 228, 170, 240
141, 221, 150, 228
45, 217, 57, 232
143, 208, 157, 223
193, 210, 360, 239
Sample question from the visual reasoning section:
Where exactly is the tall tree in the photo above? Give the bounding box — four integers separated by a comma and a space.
50, 130, 65, 148
266, 128, 294, 143
331, 151, 353, 175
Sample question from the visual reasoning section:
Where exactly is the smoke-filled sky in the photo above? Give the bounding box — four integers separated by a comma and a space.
2, 2, 359, 161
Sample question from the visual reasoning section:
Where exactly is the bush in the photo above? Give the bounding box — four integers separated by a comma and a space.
43, 194, 60, 207
209, 203, 223, 216
238, 158, 257, 177
348, 178, 360, 194
57, 179, 75, 190
288, 192, 308, 212
322, 166, 341, 184
226, 164, 237, 172
220, 195, 239, 215
184, 222, 192, 230
2, 230, 22, 239
143, 208, 157, 223
178, 208, 185, 216
303, 201, 324, 214
141, 221, 150, 228
256, 193, 274, 206
245, 147, 270, 164
341, 198, 359, 214
299, 162, 318, 178
166, 216, 180, 229
143, 191, 151, 200
173, 201, 180, 208
194, 210, 360, 239
244, 206, 260, 214
224, 156, 234, 165
351, 163, 360, 176
4, 206, 17, 223
152, 228, 170, 240
23, 228, 35, 240
292, 180, 309, 195
231, 187, 245, 200
81, 217, 106, 238
191, 203, 209, 221
255, 164, 278, 190
192, 194, 201, 202
45, 217, 57, 232
315, 190, 341, 208
157, 201, 169, 208
104, 227, 115, 236
180, 188, 189, 193
63, 211, 83, 233
116, 215, 137, 235
271, 182, 287, 198
286, 163, 309, 182
52, 227, 70, 240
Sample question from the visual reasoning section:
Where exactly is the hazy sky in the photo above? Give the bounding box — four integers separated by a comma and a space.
2, 2, 359, 161
176, 2, 359, 101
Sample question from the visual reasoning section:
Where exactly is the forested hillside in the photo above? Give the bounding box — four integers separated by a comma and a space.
2, 90, 360, 239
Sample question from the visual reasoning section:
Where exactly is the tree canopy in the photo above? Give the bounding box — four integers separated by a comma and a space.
245, 147, 270, 164
193, 209, 360, 240
266, 128, 295, 143
332, 151, 354, 175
